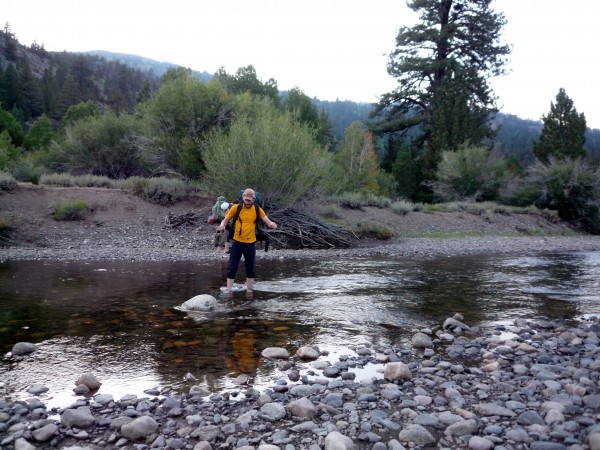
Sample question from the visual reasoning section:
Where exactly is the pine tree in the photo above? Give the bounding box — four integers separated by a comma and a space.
371, 0, 510, 181
533, 88, 587, 163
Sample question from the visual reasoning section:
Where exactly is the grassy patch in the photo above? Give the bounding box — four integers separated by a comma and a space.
40, 173, 115, 188
116, 176, 191, 205
397, 229, 575, 238
334, 192, 391, 209
319, 204, 343, 220
53, 200, 87, 221
390, 200, 415, 215
353, 221, 394, 240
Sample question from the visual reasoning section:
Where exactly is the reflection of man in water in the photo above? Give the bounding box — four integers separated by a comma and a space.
226, 326, 257, 375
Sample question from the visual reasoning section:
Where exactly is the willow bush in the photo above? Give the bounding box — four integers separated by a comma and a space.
529, 156, 600, 233
432, 144, 507, 202
202, 98, 330, 207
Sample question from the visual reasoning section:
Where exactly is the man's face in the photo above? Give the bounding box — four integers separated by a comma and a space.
242, 195, 254, 207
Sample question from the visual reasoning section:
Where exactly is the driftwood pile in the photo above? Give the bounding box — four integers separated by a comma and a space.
164, 206, 355, 249
266, 207, 354, 249
164, 209, 204, 230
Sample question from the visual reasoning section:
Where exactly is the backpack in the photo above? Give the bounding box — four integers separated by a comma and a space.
231, 190, 270, 251
207, 195, 227, 224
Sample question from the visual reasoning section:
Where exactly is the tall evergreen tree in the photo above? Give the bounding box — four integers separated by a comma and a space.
371, 0, 510, 181
19, 58, 44, 119
533, 88, 587, 163
214, 65, 279, 103
318, 110, 336, 150
2, 63, 22, 112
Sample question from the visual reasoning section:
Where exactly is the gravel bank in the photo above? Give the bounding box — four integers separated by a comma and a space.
3, 315, 600, 450
1, 234, 599, 262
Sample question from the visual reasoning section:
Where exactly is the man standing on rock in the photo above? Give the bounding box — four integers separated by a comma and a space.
217, 188, 277, 291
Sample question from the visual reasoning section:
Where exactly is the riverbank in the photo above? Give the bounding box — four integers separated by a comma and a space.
3, 314, 600, 449
1, 235, 600, 263
1, 183, 599, 262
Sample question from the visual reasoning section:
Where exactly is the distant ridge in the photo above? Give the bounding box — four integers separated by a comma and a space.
82, 50, 213, 82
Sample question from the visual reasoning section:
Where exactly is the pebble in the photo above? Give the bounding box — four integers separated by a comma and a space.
2, 315, 600, 449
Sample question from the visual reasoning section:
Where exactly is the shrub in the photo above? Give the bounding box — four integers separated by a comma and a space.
318, 203, 342, 220
498, 176, 541, 207
0, 170, 17, 192
528, 156, 600, 233
334, 192, 392, 209
117, 176, 189, 205
202, 97, 330, 206
53, 111, 148, 178
390, 200, 414, 215
432, 143, 507, 202
11, 158, 44, 184
40, 173, 115, 188
40, 173, 75, 187
53, 200, 87, 221
353, 221, 394, 240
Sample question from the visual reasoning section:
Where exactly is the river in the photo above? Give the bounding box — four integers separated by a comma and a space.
1, 250, 599, 409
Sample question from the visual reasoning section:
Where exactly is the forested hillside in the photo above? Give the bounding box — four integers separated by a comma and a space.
2, 27, 599, 162
0, 30, 158, 124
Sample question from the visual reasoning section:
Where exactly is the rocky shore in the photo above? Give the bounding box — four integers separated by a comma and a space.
1, 234, 600, 263
3, 314, 600, 450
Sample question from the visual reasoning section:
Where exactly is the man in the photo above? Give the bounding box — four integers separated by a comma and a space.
217, 188, 277, 291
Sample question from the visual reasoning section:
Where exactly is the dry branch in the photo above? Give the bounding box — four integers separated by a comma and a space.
266, 207, 354, 249
164, 206, 355, 249
164, 208, 206, 230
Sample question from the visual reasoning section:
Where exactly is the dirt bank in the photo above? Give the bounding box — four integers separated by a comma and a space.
1, 183, 599, 261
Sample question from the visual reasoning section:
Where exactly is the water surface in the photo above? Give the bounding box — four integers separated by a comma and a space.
1, 250, 599, 409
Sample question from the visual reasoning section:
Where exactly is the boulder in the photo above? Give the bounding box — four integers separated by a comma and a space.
11, 342, 38, 356
76, 373, 102, 390
261, 347, 290, 359
384, 362, 412, 381
182, 295, 217, 311
296, 346, 320, 360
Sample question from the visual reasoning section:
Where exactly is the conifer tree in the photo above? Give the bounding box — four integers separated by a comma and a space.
533, 88, 587, 163
371, 0, 510, 181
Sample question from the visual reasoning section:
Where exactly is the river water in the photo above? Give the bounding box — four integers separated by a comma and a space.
1, 250, 599, 409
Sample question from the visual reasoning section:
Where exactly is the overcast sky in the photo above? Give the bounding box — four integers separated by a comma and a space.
3, 1, 599, 128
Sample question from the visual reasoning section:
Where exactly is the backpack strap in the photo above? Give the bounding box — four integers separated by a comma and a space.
232, 203, 260, 237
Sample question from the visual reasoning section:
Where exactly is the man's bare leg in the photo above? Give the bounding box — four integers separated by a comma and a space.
226, 278, 234, 290
246, 278, 254, 291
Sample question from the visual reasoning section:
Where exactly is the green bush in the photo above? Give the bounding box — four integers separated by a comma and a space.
117, 176, 190, 205
0, 170, 17, 192
318, 203, 343, 220
432, 144, 507, 202
353, 221, 394, 240
39, 173, 75, 187
53, 111, 149, 178
498, 176, 542, 207
11, 158, 44, 184
202, 97, 330, 206
528, 156, 600, 233
390, 200, 415, 215
53, 200, 87, 221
